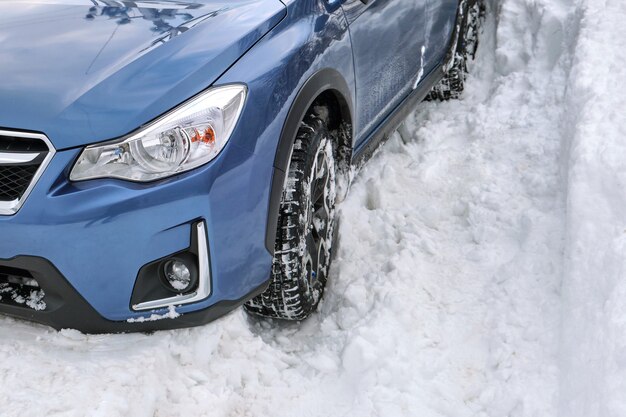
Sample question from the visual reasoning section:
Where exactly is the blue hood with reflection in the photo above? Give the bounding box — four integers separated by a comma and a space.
0, 0, 286, 149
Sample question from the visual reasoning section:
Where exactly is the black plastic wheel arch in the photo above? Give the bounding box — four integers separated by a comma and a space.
265, 68, 353, 254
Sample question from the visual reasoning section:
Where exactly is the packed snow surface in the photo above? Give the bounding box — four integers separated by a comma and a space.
1, 0, 625, 415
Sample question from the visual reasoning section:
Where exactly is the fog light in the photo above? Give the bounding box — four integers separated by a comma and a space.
163, 259, 195, 292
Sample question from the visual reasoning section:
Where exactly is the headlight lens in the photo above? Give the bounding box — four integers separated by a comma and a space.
70, 84, 247, 182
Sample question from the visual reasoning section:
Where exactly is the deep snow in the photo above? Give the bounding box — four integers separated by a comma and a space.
0, 0, 624, 415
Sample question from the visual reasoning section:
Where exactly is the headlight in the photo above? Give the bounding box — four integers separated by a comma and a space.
70, 84, 247, 182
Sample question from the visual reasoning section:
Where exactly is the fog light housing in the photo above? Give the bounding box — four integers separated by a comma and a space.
131, 221, 211, 311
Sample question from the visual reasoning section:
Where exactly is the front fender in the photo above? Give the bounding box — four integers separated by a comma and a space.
214, 0, 355, 254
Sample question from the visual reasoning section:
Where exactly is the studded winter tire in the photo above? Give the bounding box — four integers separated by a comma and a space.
245, 114, 337, 320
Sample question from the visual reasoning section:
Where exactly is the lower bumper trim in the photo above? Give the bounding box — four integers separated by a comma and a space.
0, 256, 269, 334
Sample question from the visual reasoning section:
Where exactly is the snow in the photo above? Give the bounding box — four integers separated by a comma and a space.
559, 0, 626, 415
0, 0, 625, 415
127, 306, 181, 323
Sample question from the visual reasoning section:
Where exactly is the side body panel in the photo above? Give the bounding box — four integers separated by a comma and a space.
342, 0, 427, 146
422, 0, 459, 75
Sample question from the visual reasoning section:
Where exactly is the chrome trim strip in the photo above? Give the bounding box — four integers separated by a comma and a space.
0, 130, 56, 216
0, 199, 19, 214
132, 221, 212, 311
0, 152, 40, 164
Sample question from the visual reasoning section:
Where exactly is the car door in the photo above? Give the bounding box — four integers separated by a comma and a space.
342, 0, 427, 146
422, 0, 458, 76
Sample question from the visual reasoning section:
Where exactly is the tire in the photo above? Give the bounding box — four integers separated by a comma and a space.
425, 0, 485, 101
245, 114, 337, 320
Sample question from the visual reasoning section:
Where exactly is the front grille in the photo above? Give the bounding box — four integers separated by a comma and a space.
0, 130, 55, 215
0, 164, 39, 201
0, 265, 46, 311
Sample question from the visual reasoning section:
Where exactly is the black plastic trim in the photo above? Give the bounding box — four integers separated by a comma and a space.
0, 255, 269, 334
273, 69, 353, 173
266, 68, 353, 253
130, 250, 200, 308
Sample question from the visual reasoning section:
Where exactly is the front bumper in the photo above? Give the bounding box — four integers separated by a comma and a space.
0, 135, 274, 332
0, 255, 268, 333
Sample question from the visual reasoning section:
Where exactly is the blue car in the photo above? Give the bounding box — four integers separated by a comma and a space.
0, 0, 483, 332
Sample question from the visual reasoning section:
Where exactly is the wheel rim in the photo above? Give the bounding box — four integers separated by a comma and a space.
304, 142, 334, 288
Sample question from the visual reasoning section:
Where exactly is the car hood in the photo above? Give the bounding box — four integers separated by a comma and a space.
0, 0, 285, 149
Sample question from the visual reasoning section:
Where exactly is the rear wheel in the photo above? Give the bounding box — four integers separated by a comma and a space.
245, 114, 337, 320
425, 0, 485, 101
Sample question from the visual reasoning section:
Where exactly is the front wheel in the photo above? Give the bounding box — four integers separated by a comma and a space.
245, 114, 337, 320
